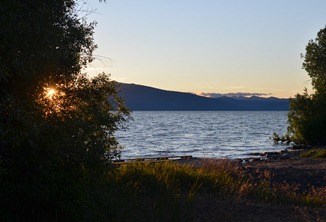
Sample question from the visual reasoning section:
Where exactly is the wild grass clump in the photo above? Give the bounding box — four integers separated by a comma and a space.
108, 158, 320, 212
301, 186, 326, 206
92, 160, 253, 221
3, 159, 324, 221
300, 149, 326, 158
101, 160, 326, 221
269, 182, 326, 207
103, 161, 237, 220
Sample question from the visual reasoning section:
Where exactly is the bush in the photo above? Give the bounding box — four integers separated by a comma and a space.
301, 149, 326, 158
287, 26, 326, 146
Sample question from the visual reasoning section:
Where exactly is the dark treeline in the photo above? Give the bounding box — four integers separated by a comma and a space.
0, 1, 129, 221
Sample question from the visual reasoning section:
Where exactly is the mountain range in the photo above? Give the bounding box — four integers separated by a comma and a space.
118, 83, 289, 111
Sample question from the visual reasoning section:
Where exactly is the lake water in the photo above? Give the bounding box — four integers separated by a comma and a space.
116, 111, 289, 159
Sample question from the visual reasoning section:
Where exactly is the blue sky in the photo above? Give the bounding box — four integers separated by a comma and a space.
82, 0, 326, 98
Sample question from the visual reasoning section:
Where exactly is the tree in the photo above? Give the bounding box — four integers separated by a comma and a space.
288, 26, 326, 145
302, 27, 326, 95
0, 0, 96, 98
0, 1, 129, 221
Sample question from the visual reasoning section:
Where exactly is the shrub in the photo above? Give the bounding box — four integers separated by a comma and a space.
301, 149, 326, 158
287, 26, 326, 146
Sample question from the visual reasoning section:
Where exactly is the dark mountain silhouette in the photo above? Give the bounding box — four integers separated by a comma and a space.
118, 83, 289, 111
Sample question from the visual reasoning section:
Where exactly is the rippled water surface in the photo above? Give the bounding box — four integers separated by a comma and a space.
116, 111, 288, 159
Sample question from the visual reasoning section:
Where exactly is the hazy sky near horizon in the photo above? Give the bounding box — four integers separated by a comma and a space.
82, 0, 326, 98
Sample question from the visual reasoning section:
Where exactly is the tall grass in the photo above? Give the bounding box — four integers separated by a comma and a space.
88, 160, 247, 221
2, 159, 324, 221
98, 160, 325, 221
301, 149, 326, 158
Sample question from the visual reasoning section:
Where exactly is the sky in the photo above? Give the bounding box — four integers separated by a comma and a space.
81, 0, 326, 98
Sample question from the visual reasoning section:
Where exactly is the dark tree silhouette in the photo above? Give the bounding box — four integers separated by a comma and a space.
0, 1, 129, 221
288, 26, 326, 145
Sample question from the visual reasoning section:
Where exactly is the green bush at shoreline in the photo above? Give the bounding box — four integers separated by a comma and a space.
301, 149, 326, 158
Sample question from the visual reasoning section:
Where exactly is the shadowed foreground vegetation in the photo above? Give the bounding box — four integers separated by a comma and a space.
301, 149, 326, 158
2, 157, 325, 221
106, 161, 325, 222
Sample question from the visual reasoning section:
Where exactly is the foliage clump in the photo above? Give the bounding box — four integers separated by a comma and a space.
287, 27, 326, 145
0, 1, 129, 221
301, 149, 326, 158
271, 132, 291, 144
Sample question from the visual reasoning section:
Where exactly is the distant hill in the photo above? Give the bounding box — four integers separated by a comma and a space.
118, 83, 289, 111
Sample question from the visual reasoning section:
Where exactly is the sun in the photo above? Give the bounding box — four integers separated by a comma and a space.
45, 88, 57, 100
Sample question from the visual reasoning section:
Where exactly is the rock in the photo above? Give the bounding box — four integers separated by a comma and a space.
280, 153, 290, 159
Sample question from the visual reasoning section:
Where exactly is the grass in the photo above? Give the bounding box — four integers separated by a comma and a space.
93, 160, 325, 221
300, 148, 326, 158
2, 159, 325, 221
101, 161, 238, 221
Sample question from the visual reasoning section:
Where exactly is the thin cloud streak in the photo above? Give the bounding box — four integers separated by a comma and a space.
197, 92, 272, 98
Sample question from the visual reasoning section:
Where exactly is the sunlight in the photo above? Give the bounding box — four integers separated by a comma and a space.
40, 86, 72, 116
45, 87, 57, 100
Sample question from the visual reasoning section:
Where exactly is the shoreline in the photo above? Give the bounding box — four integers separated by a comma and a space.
112, 147, 326, 221
115, 147, 326, 191
114, 145, 306, 165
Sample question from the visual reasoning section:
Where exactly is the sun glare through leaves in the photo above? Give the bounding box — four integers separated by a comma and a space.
45, 88, 57, 100
40, 86, 66, 116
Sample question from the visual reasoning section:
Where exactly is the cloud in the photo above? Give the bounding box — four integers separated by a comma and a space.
197, 92, 272, 98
